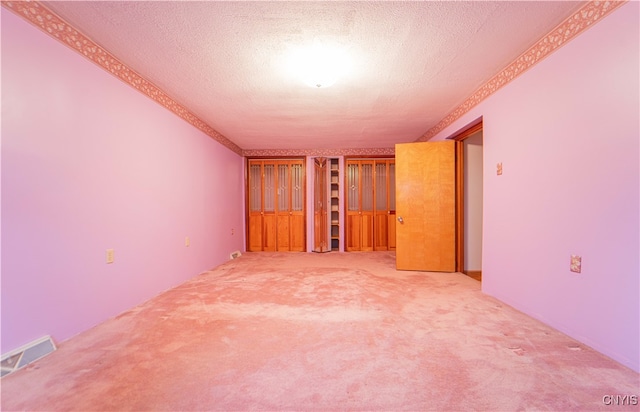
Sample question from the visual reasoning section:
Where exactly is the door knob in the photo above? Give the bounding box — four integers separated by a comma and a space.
397, 216, 404, 223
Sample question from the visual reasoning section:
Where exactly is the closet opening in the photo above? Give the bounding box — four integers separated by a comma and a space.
246, 158, 306, 252
450, 120, 484, 281
345, 157, 395, 252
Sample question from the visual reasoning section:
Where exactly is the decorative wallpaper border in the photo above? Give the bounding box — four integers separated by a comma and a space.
1, 0, 243, 156
3, 0, 625, 156
243, 147, 395, 157
417, 0, 627, 142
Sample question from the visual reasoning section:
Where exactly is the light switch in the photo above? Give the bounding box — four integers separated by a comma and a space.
497, 162, 503, 175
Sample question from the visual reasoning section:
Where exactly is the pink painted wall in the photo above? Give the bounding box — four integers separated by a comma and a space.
431, 2, 639, 372
1, 10, 245, 352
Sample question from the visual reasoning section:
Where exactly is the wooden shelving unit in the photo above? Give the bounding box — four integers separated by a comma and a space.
330, 158, 340, 251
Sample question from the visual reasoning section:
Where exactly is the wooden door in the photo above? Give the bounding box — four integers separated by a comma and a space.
396, 141, 456, 271
388, 161, 397, 250
374, 160, 396, 251
313, 158, 329, 252
248, 162, 262, 251
247, 159, 305, 252
360, 161, 374, 251
289, 161, 305, 252
346, 161, 361, 251
248, 161, 277, 251
276, 162, 291, 251
262, 163, 277, 251
374, 161, 387, 250
346, 160, 374, 251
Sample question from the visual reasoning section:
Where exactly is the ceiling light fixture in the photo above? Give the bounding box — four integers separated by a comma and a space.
285, 41, 353, 88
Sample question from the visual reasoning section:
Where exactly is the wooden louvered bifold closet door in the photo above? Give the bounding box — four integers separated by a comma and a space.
374, 160, 396, 251
248, 159, 305, 252
313, 158, 329, 252
346, 160, 374, 251
346, 158, 395, 251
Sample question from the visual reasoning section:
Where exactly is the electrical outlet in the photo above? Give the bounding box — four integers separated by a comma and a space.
497, 162, 503, 175
106, 249, 115, 264
570, 255, 582, 273
185, 236, 190, 247
231, 228, 235, 236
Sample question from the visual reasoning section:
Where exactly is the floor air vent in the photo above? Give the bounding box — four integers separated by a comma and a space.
1, 336, 56, 378
230, 250, 242, 260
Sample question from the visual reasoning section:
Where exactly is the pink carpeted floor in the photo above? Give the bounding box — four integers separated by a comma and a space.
2, 252, 638, 411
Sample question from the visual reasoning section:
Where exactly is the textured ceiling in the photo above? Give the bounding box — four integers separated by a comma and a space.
42, 1, 585, 151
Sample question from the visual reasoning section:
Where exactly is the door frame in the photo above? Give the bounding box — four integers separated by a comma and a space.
447, 118, 483, 275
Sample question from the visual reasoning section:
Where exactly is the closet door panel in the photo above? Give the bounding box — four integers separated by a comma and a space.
262, 214, 277, 251
262, 163, 277, 250
360, 214, 374, 251
374, 214, 388, 250
290, 214, 305, 252
313, 158, 328, 252
388, 215, 397, 250
388, 161, 396, 250
248, 161, 263, 252
361, 162, 374, 242
290, 162, 305, 251
263, 164, 275, 212
248, 215, 263, 252
276, 163, 290, 251
276, 215, 290, 251
345, 158, 395, 252
277, 163, 290, 211
346, 160, 375, 251
247, 158, 306, 252
346, 162, 359, 251
346, 214, 361, 251
374, 161, 388, 251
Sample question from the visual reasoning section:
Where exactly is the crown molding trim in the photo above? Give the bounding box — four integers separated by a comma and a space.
2, 0, 243, 156
242, 147, 395, 157
417, 0, 627, 142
